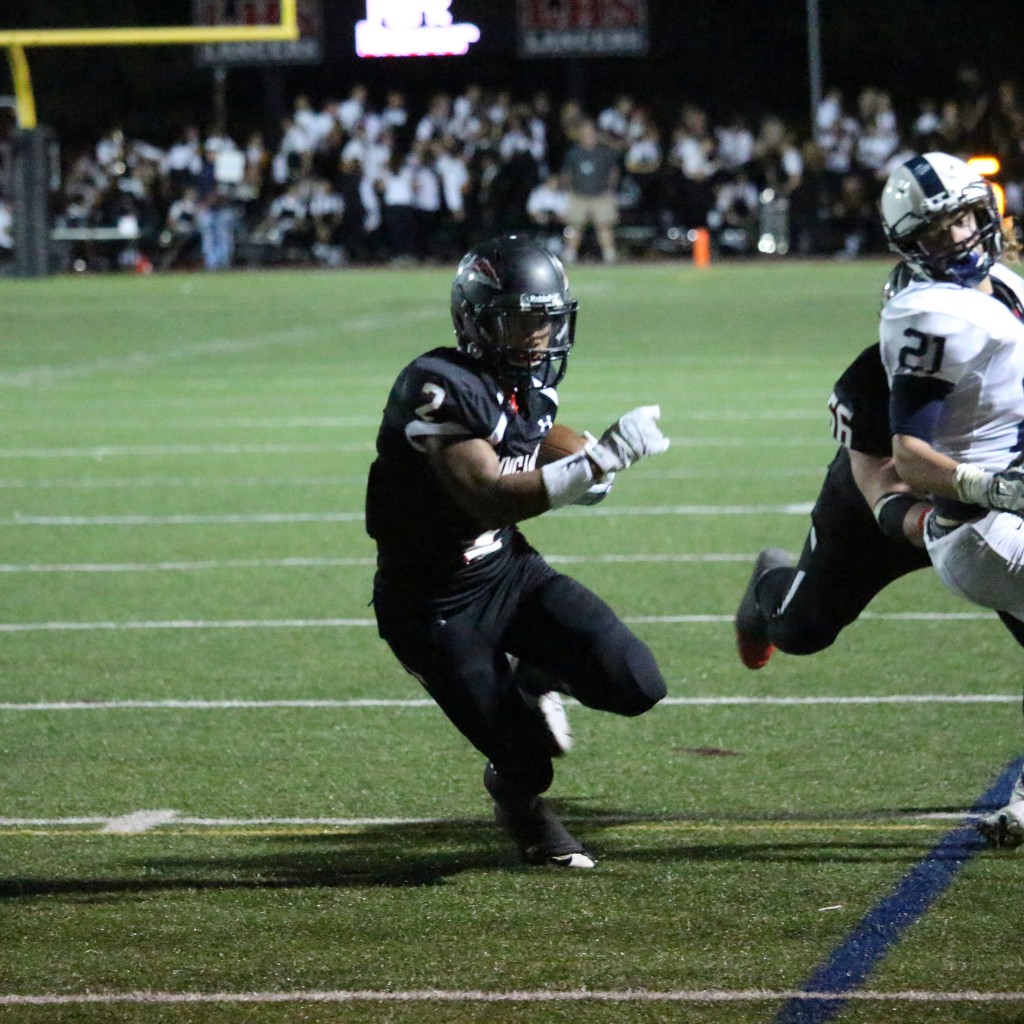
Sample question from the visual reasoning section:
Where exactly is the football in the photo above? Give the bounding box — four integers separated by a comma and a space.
538, 423, 588, 465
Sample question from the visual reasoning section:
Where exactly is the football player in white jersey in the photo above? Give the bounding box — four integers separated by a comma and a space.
878, 151, 1024, 848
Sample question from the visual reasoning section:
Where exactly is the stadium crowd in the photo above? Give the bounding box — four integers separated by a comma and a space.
27, 66, 1024, 272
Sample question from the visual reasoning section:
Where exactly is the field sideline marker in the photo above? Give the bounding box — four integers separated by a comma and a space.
772, 757, 1024, 1024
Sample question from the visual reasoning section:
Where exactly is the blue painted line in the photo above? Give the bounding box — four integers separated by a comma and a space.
772, 757, 1024, 1024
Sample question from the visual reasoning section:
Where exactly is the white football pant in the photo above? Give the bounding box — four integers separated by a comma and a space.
926, 511, 1024, 624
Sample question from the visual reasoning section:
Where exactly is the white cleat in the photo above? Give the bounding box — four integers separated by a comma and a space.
977, 799, 1024, 849
547, 851, 596, 869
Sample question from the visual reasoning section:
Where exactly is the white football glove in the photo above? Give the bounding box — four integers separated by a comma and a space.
584, 405, 670, 476
573, 472, 615, 505
954, 463, 1024, 513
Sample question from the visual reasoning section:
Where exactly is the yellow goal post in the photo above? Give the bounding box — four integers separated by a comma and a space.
3, 0, 299, 128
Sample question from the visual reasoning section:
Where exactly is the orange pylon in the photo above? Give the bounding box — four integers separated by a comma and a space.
693, 228, 711, 268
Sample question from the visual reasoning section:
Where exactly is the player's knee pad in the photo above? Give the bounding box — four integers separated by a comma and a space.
600, 635, 666, 716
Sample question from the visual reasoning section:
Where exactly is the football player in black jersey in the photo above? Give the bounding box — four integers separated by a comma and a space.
366, 234, 670, 868
735, 340, 933, 669
735, 264, 934, 670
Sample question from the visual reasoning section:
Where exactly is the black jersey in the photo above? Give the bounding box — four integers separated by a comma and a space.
827, 344, 893, 458
366, 346, 559, 599
818, 344, 896, 517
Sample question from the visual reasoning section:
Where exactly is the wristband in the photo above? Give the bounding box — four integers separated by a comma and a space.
953, 463, 991, 505
872, 491, 919, 543
582, 430, 619, 476
917, 504, 932, 537
541, 450, 596, 510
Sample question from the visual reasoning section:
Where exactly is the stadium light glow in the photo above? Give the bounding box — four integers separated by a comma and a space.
968, 156, 1005, 214
355, 0, 481, 57
968, 156, 1001, 177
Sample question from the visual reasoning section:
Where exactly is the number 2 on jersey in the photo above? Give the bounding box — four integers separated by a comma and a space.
415, 382, 446, 422
898, 328, 946, 375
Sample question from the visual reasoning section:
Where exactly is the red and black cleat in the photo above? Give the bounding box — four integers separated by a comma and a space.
735, 547, 792, 670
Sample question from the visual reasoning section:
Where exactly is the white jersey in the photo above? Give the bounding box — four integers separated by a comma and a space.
879, 262, 1024, 471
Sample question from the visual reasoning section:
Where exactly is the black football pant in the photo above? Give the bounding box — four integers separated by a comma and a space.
757, 461, 931, 655
373, 552, 666, 797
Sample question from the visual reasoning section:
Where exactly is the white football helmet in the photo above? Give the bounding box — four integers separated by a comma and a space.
880, 152, 1002, 286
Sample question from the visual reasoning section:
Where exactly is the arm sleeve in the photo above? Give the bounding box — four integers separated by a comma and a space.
889, 374, 953, 442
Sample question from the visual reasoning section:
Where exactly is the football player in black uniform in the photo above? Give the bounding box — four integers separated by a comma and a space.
735, 343, 933, 667
366, 234, 670, 868
735, 266, 933, 670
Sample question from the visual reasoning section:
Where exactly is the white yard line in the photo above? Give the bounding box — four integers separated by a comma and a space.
1, 512, 367, 526
0, 506, 812, 527
0, 476, 353, 489
0, 695, 1014, 712
0, 443, 373, 459
0, 307, 440, 389
1, 988, 1022, 1007
0, 618, 378, 632
0, 438, 824, 457
0, 805, 996, 832
0, 553, 751, 573
0, 468, 820, 488
0, 612, 997, 633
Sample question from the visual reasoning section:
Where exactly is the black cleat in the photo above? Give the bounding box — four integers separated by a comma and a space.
493, 800, 596, 868
485, 762, 595, 867
735, 547, 792, 670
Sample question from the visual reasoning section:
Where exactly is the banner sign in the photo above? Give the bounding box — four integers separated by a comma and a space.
193, 0, 323, 67
517, 0, 648, 58
355, 1, 481, 58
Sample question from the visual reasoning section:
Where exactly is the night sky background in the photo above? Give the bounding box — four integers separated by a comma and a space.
4, 1, 1024, 149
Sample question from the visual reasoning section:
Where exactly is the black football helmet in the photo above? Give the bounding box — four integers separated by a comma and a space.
451, 235, 577, 397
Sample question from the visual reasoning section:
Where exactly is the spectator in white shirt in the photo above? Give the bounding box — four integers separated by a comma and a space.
597, 94, 634, 152
434, 139, 470, 257
527, 172, 569, 254
378, 150, 418, 263
380, 90, 408, 133
162, 126, 202, 196
337, 85, 369, 134
0, 197, 13, 259
411, 144, 443, 260
415, 93, 453, 144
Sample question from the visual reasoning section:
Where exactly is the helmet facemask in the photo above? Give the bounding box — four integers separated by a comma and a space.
472, 306, 576, 394
898, 196, 1001, 286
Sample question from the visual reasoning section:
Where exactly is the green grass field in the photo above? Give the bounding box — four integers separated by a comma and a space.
1, 259, 1022, 1023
